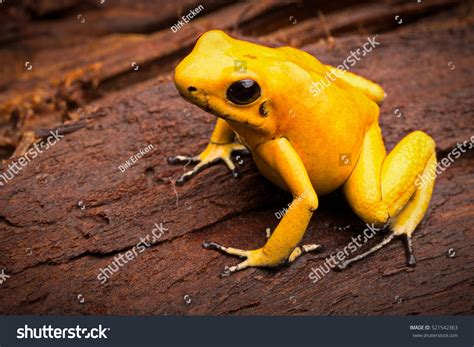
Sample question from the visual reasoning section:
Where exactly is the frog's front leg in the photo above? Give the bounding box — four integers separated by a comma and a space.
203, 137, 322, 276
168, 118, 248, 185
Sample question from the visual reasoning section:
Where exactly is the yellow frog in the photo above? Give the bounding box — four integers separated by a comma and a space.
169, 30, 437, 276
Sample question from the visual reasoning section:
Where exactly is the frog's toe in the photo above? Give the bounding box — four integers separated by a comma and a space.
288, 244, 323, 263
202, 241, 249, 258
167, 155, 199, 165
168, 143, 248, 185
231, 144, 250, 155
176, 160, 216, 186
220, 260, 250, 277
203, 241, 258, 276
221, 156, 241, 179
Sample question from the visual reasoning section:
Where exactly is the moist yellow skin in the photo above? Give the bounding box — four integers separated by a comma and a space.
170, 30, 437, 276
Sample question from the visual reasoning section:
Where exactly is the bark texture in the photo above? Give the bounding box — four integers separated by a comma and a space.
0, 0, 472, 315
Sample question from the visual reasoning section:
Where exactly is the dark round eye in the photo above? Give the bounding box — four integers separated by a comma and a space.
226, 79, 261, 105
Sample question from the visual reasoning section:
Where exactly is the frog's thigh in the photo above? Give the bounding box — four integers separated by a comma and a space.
343, 123, 436, 232
343, 123, 388, 223
325, 65, 385, 104
339, 124, 436, 268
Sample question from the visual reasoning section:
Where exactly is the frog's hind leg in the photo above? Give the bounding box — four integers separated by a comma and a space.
325, 65, 386, 105
341, 123, 437, 268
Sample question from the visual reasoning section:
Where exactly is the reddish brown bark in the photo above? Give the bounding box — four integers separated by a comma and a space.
0, 1, 472, 315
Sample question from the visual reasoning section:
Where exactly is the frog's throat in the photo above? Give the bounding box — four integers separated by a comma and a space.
216, 111, 265, 129
223, 115, 265, 129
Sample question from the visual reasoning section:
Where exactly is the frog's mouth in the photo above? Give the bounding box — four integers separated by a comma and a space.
177, 89, 212, 113
178, 89, 265, 128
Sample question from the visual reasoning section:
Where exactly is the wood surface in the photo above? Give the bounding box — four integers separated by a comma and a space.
0, 0, 472, 315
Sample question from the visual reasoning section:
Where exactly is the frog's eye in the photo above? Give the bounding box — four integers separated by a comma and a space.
226, 79, 261, 105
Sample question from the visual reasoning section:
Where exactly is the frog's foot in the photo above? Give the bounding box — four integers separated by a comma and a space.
335, 231, 415, 271
288, 244, 323, 263
202, 241, 274, 277
203, 241, 322, 276
167, 142, 249, 185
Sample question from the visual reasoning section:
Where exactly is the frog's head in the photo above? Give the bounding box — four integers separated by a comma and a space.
174, 30, 295, 133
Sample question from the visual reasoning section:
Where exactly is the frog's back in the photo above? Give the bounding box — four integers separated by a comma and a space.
265, 46, 381, 195
277, 46, 385, 103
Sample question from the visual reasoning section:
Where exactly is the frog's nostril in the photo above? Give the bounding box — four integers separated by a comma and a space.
188, 86, 197, 92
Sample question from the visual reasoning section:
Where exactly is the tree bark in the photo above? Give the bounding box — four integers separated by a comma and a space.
0, 0, 472, 315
